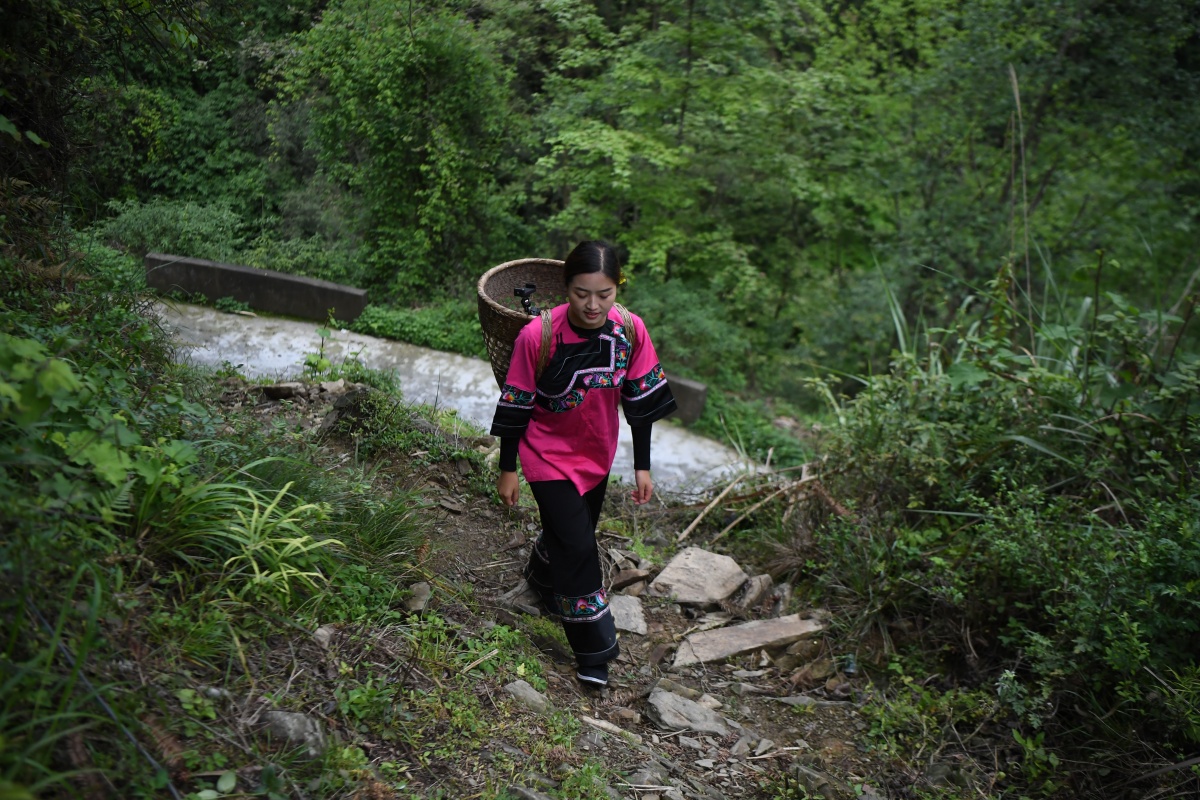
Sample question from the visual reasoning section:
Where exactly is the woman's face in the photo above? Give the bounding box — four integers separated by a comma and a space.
566, 271, 618, 329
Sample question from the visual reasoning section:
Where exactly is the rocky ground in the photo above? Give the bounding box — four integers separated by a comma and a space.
212, 376, 900, 800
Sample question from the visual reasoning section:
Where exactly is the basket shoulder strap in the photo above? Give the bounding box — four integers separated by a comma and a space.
535, 309, 553, 381
615, 303, 637, 360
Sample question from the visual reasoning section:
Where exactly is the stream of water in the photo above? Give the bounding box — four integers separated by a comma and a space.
156, 303, 751, 492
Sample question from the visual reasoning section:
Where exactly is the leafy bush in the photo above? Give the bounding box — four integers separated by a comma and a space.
241, 232, 363, 287
350, 300, 486, 359
97, 197, 246, 261
805, 267, 1200, 787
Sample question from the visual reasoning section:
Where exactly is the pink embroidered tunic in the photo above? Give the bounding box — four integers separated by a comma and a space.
490, 304, 676, 494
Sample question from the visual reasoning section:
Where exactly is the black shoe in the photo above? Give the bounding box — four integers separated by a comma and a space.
576, 663, 608, 687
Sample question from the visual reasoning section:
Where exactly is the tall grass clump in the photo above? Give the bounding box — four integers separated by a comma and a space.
802, 258, 1200, 794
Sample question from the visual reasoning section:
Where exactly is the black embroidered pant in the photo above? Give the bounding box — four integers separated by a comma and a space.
524, 478, 619, 667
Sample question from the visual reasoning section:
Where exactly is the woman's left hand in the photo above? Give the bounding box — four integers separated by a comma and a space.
631, 469, 653, 505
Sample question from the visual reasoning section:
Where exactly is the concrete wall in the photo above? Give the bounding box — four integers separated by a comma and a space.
145, 253, 368, 323
669, 374, 707, 425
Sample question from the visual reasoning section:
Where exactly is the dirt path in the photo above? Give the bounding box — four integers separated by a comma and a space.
210, 373, 879, 799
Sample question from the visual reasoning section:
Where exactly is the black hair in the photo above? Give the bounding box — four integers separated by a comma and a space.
563, 240, 622, 287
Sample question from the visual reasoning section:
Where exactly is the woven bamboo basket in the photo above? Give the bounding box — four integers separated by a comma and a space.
478, 258, 567, 389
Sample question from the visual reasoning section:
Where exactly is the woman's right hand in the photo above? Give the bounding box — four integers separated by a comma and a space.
497, 470, 520, 507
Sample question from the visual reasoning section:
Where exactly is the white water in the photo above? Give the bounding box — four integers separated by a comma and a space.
157, 302, 752, 492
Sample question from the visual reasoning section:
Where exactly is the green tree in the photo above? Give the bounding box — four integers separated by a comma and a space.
284, 0, 531, 298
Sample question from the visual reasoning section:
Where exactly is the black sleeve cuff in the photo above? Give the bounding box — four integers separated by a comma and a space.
499, 437, 519, 472
633, 424, 651, 471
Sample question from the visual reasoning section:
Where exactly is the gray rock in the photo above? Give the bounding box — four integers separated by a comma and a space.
622, 580, 647, 597
731, 669, 767, 679
499, 579, 545, 613
405, 581, 432, 612
695, 759, 715, 769
503, 679, 552, 714
673, 614, 825, 668
770, 582, 793, 615
628, 764, 668, 786
610, 594, 648, 635
577, 728, 605, 749
261, 710, 326, 759
646, 688, 729, 736
754, 738, 775, 756
318, 379, 345, 394
508, 788, 555, 800
312, 623, 337, 649
649, 547, 747, 606
612, 568, 651, 590
730, 736, 751, 756
734, 574, 773, 611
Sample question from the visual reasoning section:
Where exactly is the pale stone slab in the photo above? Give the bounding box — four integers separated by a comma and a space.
672, 614, 824, 668
609, 593, 648, 635
648, 547, 747, 605
503, 679, 551, 714
646, 688, 730, 736
261, 710, 327, 759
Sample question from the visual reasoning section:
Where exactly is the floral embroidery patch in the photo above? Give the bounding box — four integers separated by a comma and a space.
623, 363, 666, 399
499, 383, 535, 407
547, 389, 586, 413
541, 326, 631, 413
556, 588, 610, 623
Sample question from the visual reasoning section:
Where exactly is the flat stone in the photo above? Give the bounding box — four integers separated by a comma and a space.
612, 568, 651, 590
646, 688, 729, 736
610, 594, 648, 635
504, 680, 551, 715
734, 574, 773, 611
649, 547, 747, 606
754, 739, 775, 756
261, 710, 326, 759
730, 736, 751, 756
695, 759, 716, 769
319, 379, 345, 393
672, 614, 825, 668
405, 581, 432, 612
697, 694, 722, 710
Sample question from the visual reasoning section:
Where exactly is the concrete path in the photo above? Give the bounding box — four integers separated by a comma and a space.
156, 302, 752, 492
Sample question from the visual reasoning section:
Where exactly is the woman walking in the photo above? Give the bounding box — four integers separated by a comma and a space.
490, 241, 676, 687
